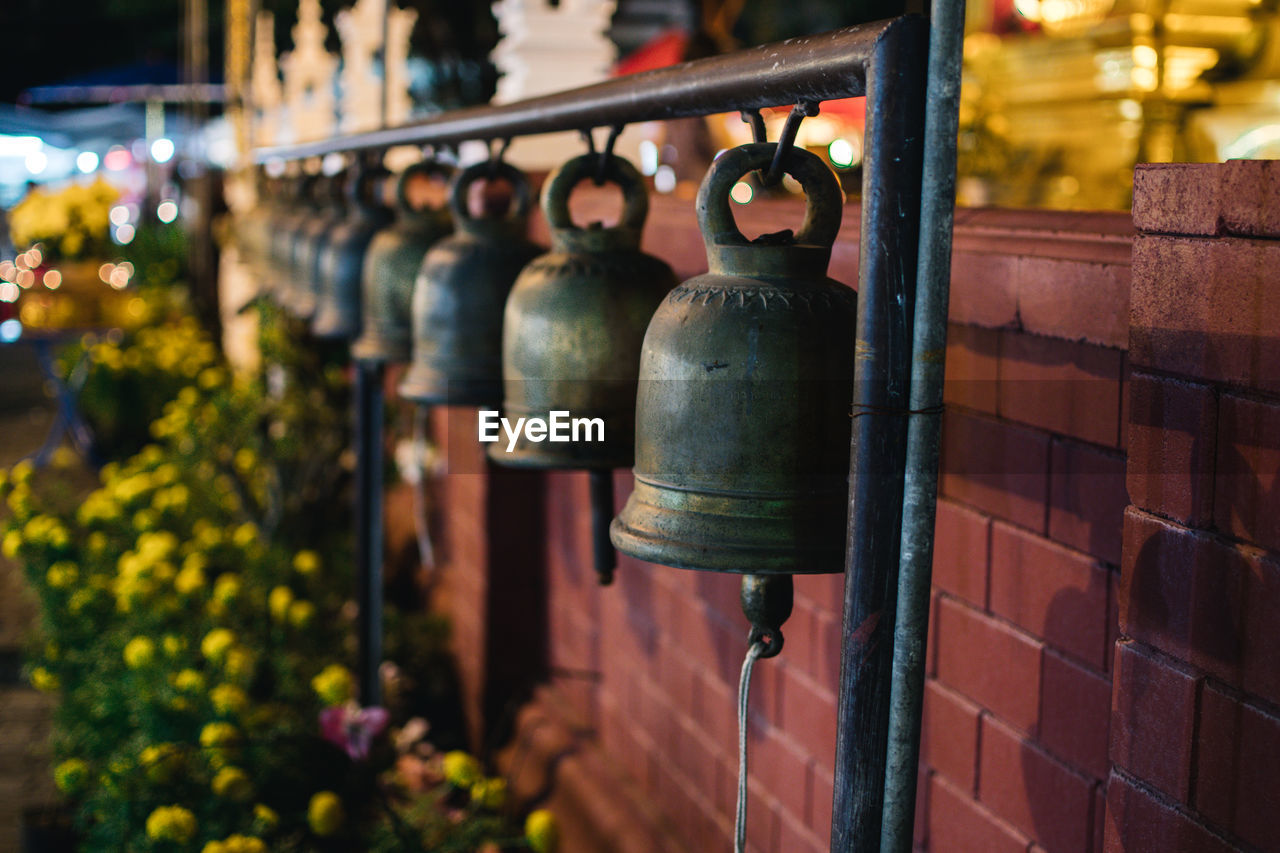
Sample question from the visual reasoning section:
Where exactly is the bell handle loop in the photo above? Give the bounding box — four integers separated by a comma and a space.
395, 159, 453, 217
740, 574, 793, 660
542, 152, 648, 235
696, 142, 843, 249
447, 160, 533, 227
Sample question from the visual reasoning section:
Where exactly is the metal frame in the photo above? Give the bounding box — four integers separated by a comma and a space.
250, 10, 963, 849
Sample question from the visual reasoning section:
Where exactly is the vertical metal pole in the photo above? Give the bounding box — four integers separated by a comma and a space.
831, 17, 928, 852
588, 469, 617, 586
880, 1, 966, 849
355, 360, 385, 706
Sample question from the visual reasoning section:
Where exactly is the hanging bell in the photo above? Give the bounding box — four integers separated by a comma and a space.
399, 160, 541, 406
287, 173, 345, 319
352, 160, 453, 363
269, 175, 314, 308
313, 165, 394, 340
493, 152, 675, 469
610, 142, 855, 579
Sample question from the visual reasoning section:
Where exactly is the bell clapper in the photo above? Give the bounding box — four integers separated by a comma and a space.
588, 469, 617, 586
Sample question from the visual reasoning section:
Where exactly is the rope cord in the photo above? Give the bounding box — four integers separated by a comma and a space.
735, 638, 768, 853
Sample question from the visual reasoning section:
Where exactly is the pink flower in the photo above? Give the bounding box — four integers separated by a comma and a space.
320, 704, 390, 761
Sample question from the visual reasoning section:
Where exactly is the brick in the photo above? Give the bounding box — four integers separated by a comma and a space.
812, 610, 842, 693
940, 409, 1051, 533
1130, 235, 1280, 393
978, 715, 1094, 853
1220, 159, 1280, 239
929, 773, 1031, 853
779, 667, 838, 770
1109, 642, 1197, 802
1132, 163, 1222, 237
746, 721, 811, 828
779, 599, 819, 684
998, 331, 1124, 448
1103, 772, 1234, 853
935, 596, 1044, 733
989, 522, 1109, 670
1118, 508, 1247, 683
945, 324, 1000, 414
1242, 551, 1280, 708
1215, 392, 1280, 553
950, 250, 1020, 329
1195, 682, 1280, 850
1125, 372, 1217, 525
1047, 440, 1127, 566
777, 810, 825, 853
1015, 256, 1131, 350
922, 679, 981, 791
810, 765, 834, 836
1039, 650, 1111, 780
932, 499, 991, 609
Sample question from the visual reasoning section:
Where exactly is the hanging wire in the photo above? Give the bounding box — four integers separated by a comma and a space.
740, 109, 767, 144
486, 137, 512, 176
763, 101, 820, 187
735, 636, 768, 853
594, 124, 625, 184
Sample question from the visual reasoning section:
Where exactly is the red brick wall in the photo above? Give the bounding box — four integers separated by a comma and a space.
1106, 161, 1280, 853
422, 168, 1275, 852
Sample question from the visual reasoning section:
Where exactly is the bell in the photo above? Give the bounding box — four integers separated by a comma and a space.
289, 173, 347, 320
493, 152, 675, 469
313, 166, 394, 340
399, 160, 541, 406
610, 142, 855, 577
352, 161, 453, 363
269, 176, 313, 308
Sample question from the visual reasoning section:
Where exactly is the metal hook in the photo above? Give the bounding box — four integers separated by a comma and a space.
487, 138, 512, 177
763, 101, 820, 188
594, 124, 624, 185
740, 109, 767, 144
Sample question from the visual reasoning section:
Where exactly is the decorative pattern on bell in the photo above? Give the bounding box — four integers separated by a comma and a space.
352, 161, 453, 363
312, 166, 394, 340
610, 142, 856, 575
398, 161, 541, 406
289, 173, 347, 320
493, 152, 676, 469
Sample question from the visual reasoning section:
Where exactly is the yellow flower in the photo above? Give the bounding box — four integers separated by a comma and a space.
442, 751, 482, 789
10, 459, 34, 485
45, 561, 78, 589
267, 586, 294, 623
145, 805, 197, 844
287, 600, 316, 629
233, 448, 256, 476
470, 777, 507, 810
231, 522, 259, 549
131, 508, 159, 531
211, 836, 266, 853
224, 648, 255, 682
198, 367, 227, 390
174, 564, 206, 596
200, 722, 241, 768
252, 803, 279, 832
212, 766, 253, 801
30, 667, 59, 692
2, 529, 21, 559
525, 809, 559, 853
213, 573, 241, 606
202, 842, 227, 853
50, 446, 77, 470
292, 550, 320, 576
311, 664, 355, 707
172, 669, 205, 693
53, 758, 89, 794
201, 628, 235, 664
68, 588, 96, 614
162, 635, 186, 657
307, 791, 344, 836
210, 683, 249, 716
140, 743, 183, 783
123, 636, 156, 669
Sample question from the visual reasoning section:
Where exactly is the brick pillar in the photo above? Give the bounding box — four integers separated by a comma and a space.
428, 406, 549, 754
1110, 162, 1280, 852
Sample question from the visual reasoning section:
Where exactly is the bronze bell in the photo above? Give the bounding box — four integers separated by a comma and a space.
352, 161, 453, 363
289, 173, 347, 320
610, 142, 855, 582
493, 152, 675, 469
269, 175, 313, 307
399, 160, 541, 406
313, 166, 394, 340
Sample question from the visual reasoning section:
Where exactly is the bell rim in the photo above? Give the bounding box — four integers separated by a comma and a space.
608, 513, 845, 575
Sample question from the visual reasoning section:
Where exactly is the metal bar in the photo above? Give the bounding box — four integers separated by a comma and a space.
588, 469, 617, 586
880, 0, 966, 848
831, 16, 928, 852
250, 19, 908, 162
355, 361, 385, 706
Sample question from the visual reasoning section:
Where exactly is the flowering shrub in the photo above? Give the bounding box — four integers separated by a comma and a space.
4, 295, 554, 851
9, 179, 118, 260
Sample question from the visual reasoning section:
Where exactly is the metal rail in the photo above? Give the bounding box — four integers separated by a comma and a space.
252, 14, 954, 850
252, 18, 905, 162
